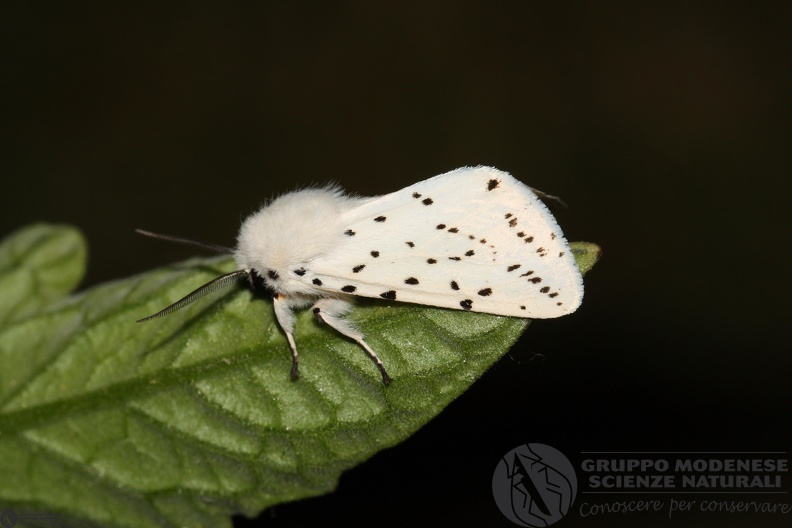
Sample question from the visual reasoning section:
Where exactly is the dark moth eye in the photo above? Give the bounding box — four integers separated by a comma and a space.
249, 269, 267, 290
249, 270, 277, 297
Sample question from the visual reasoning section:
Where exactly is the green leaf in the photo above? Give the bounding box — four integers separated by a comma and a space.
0, 224, 600, 528
570, 241, 602, 276
0, 224, 86, 325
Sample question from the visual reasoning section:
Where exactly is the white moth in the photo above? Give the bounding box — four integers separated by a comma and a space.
137, 166, 584, 384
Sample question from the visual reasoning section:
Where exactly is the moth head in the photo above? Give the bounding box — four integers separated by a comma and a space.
248, 268, 278, 297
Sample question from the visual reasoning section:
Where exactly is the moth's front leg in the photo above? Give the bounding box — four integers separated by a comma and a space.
272, 293, 308, 380
311, 297, 392, 385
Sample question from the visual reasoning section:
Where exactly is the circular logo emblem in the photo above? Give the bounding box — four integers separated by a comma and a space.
0, 510, 17, 528
492, 443, 577, 527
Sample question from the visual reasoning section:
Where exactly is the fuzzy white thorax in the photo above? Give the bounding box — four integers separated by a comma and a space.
234, 186, 369, 296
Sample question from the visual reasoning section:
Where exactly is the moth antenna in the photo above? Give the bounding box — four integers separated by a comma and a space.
528, 188, 568, 210
135, 228, 234, 254
137, 269, 251, 322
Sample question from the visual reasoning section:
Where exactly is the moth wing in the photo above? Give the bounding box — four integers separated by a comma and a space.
301, 166, 583, 318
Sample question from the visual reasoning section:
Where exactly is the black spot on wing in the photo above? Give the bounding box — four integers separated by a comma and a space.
505, 213, 513, 219
529, 277, 542, 284
406, 241, 415, 248
436, 224, 446, 230
374, 215, 386, 222
312, 278, 323, 286
293, 268, 306, 276
353, 265, 365, 273
448, 256, 461, 261
549, 292, 559, 298
422, 197, 433, 205
412, 192, 422, 198
450, 281, 460, 291
404, 277, 419, 285
520, 270, 535, 277
380, 290, 397, 300
371, 250, 380, 257
427, 258, 437, 264
448, 227, 459, 233
524, 236, 534, 243
465, 250, 475, 256
540, 286, 550, 293
460, 299, 473, 310
341, 285, 357, 293
345, 229, 355, 236
487, 179, 500, 191
508, 217, 518, 227
478, 288, 492, 296
507, 264, 521, 272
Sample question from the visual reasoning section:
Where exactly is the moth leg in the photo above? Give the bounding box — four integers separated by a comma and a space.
272, 293, 302, 380
312, 298, 392, 385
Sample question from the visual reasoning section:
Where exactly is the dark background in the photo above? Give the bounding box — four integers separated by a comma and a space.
2, 2, 790, 527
